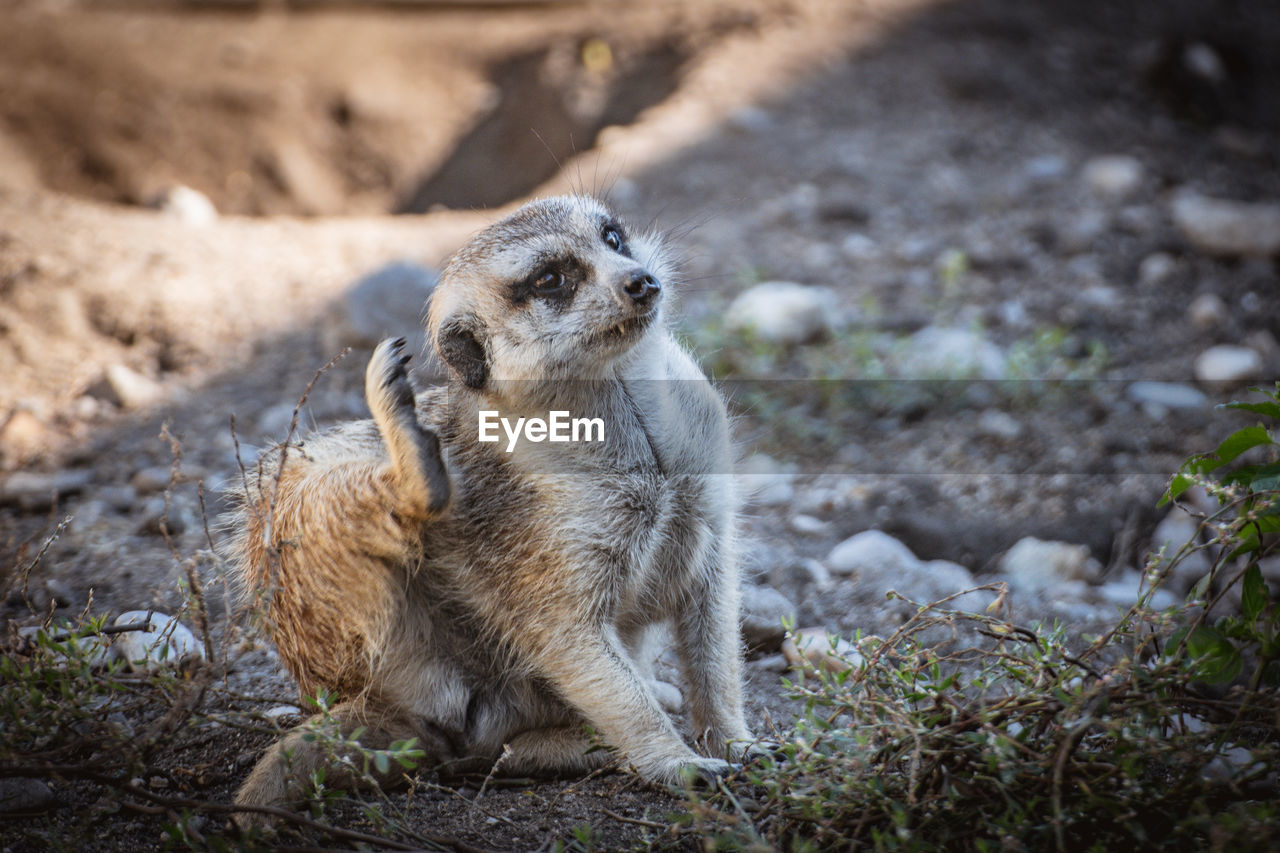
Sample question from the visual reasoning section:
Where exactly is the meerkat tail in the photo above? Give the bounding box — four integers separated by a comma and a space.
365, 337, 450, 519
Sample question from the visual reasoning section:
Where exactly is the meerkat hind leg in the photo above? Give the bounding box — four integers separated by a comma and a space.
365, 337, 449, 518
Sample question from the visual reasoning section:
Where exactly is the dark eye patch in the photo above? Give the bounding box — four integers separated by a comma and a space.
507, 255, 587, 310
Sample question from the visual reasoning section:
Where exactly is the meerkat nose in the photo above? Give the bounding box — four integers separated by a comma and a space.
622, 271, 661, 304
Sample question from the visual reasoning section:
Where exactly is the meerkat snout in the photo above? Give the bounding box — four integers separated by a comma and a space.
622, 271, 661, 305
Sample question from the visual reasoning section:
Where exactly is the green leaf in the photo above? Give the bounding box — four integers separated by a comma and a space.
1249, 461, 1280, 492
373, 751, 389, 776
1200, 647, 1245, 684
1212, 425, 1275, 467
1243, 564, 1267, 623
1225, 399, 1280, 420
1186, 625, 1227, 659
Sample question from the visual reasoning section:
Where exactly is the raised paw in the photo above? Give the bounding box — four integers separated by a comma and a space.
369, 336, 417, 412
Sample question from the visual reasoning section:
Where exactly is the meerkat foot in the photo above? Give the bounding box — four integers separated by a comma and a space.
365, 337, 450, 517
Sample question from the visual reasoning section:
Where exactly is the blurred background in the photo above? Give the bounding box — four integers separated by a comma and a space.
1, 0, 1279, 722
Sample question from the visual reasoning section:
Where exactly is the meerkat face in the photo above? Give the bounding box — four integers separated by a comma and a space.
428, 196, 676, 388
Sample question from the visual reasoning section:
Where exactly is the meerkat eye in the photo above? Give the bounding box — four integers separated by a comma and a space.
533, 270, 565, 291
602, 225, 623, 252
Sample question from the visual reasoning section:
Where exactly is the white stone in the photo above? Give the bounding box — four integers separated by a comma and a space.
1138, 252, 1178, 286
976, 409, 1024, 440
111, 611, 204, 671
789, 514, 830, 536
827, 529, 920, 576
1171, 191, 1280, 257
725, 281, 838, 345
104, 364, 164, 410
152, 185, 218, 226
1149, 510, 1211, 594
1081, 155, 1144, 199
739, 585, 799, 648
1194, 345, 1263, 385
998, 537, 1099, 596
0, 469, 93, 510
840, 232, 879, 260
1024, 154, 1068, 183
900, 326, 1007, 379
1187, 293, 1227, 329
782, 627, 863, 675
1096, 570, 1179, 611
1126, 381, 1209, 411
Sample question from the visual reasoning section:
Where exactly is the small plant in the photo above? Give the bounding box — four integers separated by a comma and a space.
681, 385, 1280, 851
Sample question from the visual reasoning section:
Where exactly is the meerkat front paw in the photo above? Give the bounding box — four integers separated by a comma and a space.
643, 754, 737, 790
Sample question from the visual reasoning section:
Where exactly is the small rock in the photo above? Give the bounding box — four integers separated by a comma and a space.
1055, 209, 1109, 254
1200, 746, 1260, 785
1171, 191, 1280, 257
1126, 381, 1209, 411
0, 410, 48, 462
0, 778, 55, 815
998, 537, 1099, 596
976, 409, 1024, 441
1024, 154, 1068, 184
789, 514, 830, 536
1081, 155, 1144, 199
1096, 570, 1179, 611
1187, 293, 1227, 329
0, 469, 93, 511
98, 485, 139, 511
920, 560, 989, 613
136, 495, 188, 537
840, 233, 879, 261
725, 281, 838, 345
782, 627, 863, 675
739, 585, 798, 649
1194, 345, 1263, 385
130, 466, 174, 495
1137, 252, 1178, 286
264, 705, 302, 720
111, 611, 204, 671
1150, 509, 1212, 594
752, 653, 790, 673
325, 262, 442, 376
827, 529, 920, 576
727, 106, 773, 134
151, 185, 218, 226
101, 364, 164, 410
792, 557, 833, 589
900, 326, 1007, 379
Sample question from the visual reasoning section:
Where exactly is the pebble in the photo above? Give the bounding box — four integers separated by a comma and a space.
752, 653, 790, 673
900, 326, 1007, 379
1024, 154, 1069, 184
792, 557, 833, 589
102, 364, 165, 410
0, 778, 55, 815
725, 281, 839, 345
1149, 510, 1211, 594
151, 185, 218, 226
739, 584, 799, 649
1081, 155, 1144, 199
1137, 252, 1178, 287
840, 233, 879, 261
0, 469, 93, 510
1187, 293, 1227, 329
111, 610, 204, 671
782, 627, 864, 675
1171, 191, 1280, 257
1193, 345, 1263, 385
0, 410, 48, 461
326, 262, 441, 374
1055, 209, 1108, 254
264, 705, 302, 720
827, 529, 919, 577
976, 409, 1024, 441
1096, 570, 1179, 611
1126, 381, 1208, 412
130, 466, 174, 495
920, 560, 990, 613
997, 537, 1099, 596
788, 514, 830, 536
137, 495, 193, 537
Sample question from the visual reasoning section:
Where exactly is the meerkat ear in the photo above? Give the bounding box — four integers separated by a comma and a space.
436, 317, 489, 390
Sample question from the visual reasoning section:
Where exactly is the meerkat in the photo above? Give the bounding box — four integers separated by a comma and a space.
224, 195, 754, 820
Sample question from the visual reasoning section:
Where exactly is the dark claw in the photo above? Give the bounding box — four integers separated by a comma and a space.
398, 354, 412, 367
393, 336, 407, 349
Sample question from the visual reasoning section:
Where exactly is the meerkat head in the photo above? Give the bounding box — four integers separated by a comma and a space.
427, 195, 676, 392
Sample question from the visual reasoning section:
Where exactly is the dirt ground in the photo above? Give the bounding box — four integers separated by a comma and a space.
1, 0, 1279, 848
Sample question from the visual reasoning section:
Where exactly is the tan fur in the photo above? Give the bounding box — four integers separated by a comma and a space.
224, 196, 753, 822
